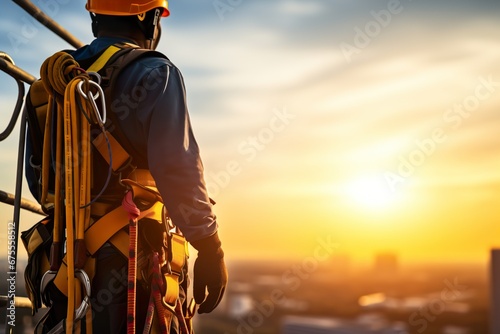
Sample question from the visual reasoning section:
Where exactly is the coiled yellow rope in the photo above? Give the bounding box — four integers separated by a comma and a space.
40, 52, 96, 333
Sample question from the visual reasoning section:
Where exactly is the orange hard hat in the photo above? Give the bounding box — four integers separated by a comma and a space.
86, 0, 169, 17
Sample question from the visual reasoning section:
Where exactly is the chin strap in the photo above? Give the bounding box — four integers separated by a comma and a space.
137, 8, 162, 50
90, 12, 98, 38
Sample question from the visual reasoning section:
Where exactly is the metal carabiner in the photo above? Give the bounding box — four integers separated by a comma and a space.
76, 79, 107, 127
74, 269, 92, 321
76, 79, 100, 100
87, 71, 102, 85
40, 270, 57, 292
42, 269, 91, 333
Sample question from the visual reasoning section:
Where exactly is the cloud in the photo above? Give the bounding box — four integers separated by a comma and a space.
275, 0, 324, 16
2, 0, 500, 262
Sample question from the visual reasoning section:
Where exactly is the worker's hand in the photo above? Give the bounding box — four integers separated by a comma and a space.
191, 232, 228, 314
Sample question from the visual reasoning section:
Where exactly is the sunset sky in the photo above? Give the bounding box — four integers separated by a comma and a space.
1, 0, 500, 267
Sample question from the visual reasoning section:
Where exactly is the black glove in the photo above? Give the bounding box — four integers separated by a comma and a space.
191, 232, 228, 314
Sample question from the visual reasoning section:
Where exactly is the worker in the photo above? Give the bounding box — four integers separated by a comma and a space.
23, 1, 228, 332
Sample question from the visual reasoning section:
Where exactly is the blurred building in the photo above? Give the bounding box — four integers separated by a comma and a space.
374, 253, 398, 274
330, 253, 352, 278
227, 293, 254, 318
281, 314, 407, 334
490, 249, 500, 334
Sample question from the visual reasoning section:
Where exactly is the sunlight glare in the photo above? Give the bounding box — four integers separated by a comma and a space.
344, 175, 398, 210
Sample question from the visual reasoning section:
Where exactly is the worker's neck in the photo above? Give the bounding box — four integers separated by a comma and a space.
97, 30, 149, 49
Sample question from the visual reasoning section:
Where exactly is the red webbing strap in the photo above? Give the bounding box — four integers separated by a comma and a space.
143, 253, 169, 334
122, 191, 140, 334
175, 301, 189, 334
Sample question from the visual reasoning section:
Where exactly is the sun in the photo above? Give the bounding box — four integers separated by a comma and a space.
343, 175, 398, 210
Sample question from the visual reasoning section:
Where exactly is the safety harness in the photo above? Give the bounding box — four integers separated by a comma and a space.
21, 43, 195, 333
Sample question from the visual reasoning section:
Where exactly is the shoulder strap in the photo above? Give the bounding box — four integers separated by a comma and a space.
96, 42, 166, 88
86, 44, 127, 73
93, 43, 167, 172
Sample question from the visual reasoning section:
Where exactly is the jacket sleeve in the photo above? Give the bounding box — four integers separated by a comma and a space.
111, 59, 218, 242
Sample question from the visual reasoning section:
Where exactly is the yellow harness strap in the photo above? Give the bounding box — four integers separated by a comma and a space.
86, 201, 164, 255
86, 42, 139, 73
86, 45, 121, 73
163, 233, 188, 308
93, 130, 131, 172
52, 201, 165, 296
